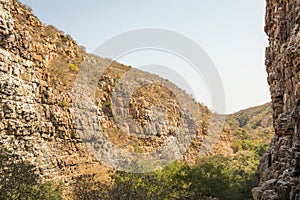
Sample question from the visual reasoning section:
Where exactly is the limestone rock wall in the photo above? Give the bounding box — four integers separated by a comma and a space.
0, 0, 99, 183
253, 0, 300, 199
88, 57, 208, 165
0, 0, 207, 182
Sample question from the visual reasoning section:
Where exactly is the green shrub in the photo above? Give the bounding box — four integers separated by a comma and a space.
69, 63, 79, 72
103, 101, 112, 108
27, 182, 63, 200
116, 73, 122, 79
73, 174, 109, 200
58, 101, 68, 107
232, 140, 243, 153
0, 148, 63, 200
71, 155, 256, 200
132, 144, 144, 153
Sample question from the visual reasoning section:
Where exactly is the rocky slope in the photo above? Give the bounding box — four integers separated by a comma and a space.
0, 0, 214, 182
252, 0, 300, 199
213, 103, 273, 157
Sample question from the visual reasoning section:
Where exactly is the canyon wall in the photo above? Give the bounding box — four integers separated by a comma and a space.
0, 0, 208, 182
0, 0, 102, 183
253, 0, 300, 199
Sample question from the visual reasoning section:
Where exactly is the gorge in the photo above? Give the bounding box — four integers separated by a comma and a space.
0, 0, 298, 199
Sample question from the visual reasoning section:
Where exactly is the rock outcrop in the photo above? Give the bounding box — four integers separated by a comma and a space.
0, 0, 101, 183
253, 0, 300, 199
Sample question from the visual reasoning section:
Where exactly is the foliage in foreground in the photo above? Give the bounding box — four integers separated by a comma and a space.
0, 149, 258, 200
0, 148, 63, 200
73, 154, 257, 200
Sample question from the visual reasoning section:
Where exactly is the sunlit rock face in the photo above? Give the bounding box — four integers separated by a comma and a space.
253, 0, 300, 199
0, 0, 209, 182
0, 0, 97, 183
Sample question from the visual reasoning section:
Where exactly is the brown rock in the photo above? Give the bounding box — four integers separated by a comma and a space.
253, 0, 300, 199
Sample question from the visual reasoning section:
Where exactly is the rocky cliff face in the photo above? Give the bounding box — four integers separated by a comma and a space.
253, 0, 300, 199
0, 0, 209, 182
0, 0, 103, 183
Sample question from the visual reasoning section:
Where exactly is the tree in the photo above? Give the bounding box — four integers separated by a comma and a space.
0, 148, 62, 200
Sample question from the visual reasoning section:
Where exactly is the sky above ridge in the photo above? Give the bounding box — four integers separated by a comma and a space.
19, 0, 270, 114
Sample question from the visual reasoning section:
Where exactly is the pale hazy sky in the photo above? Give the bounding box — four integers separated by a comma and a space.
19, 0, 270, 114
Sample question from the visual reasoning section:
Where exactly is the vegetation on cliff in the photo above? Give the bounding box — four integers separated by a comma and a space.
0, 148, 63, 200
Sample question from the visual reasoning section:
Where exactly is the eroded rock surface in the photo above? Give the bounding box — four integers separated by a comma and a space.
0, 0, 209, 181
0, 0, 99, 183
253, 0, 300, 199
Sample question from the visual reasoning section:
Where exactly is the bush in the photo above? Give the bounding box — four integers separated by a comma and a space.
232, 140, 243, 153
0, 148, 63, 200
72, 155, 256, 200
27, 182, 63, 200
73, 174, 109, 200
58, 101, 68, 107
103, 101, 112, 108
232, 139, 269, 158
69, 63, 79, 72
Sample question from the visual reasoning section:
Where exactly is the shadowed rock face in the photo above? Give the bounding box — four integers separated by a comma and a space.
253, 0, 300, 199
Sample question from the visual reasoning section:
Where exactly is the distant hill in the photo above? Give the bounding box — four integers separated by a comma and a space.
213, 103, 273, 159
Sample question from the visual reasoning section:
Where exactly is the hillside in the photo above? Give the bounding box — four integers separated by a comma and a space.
213, 103, 273, 157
